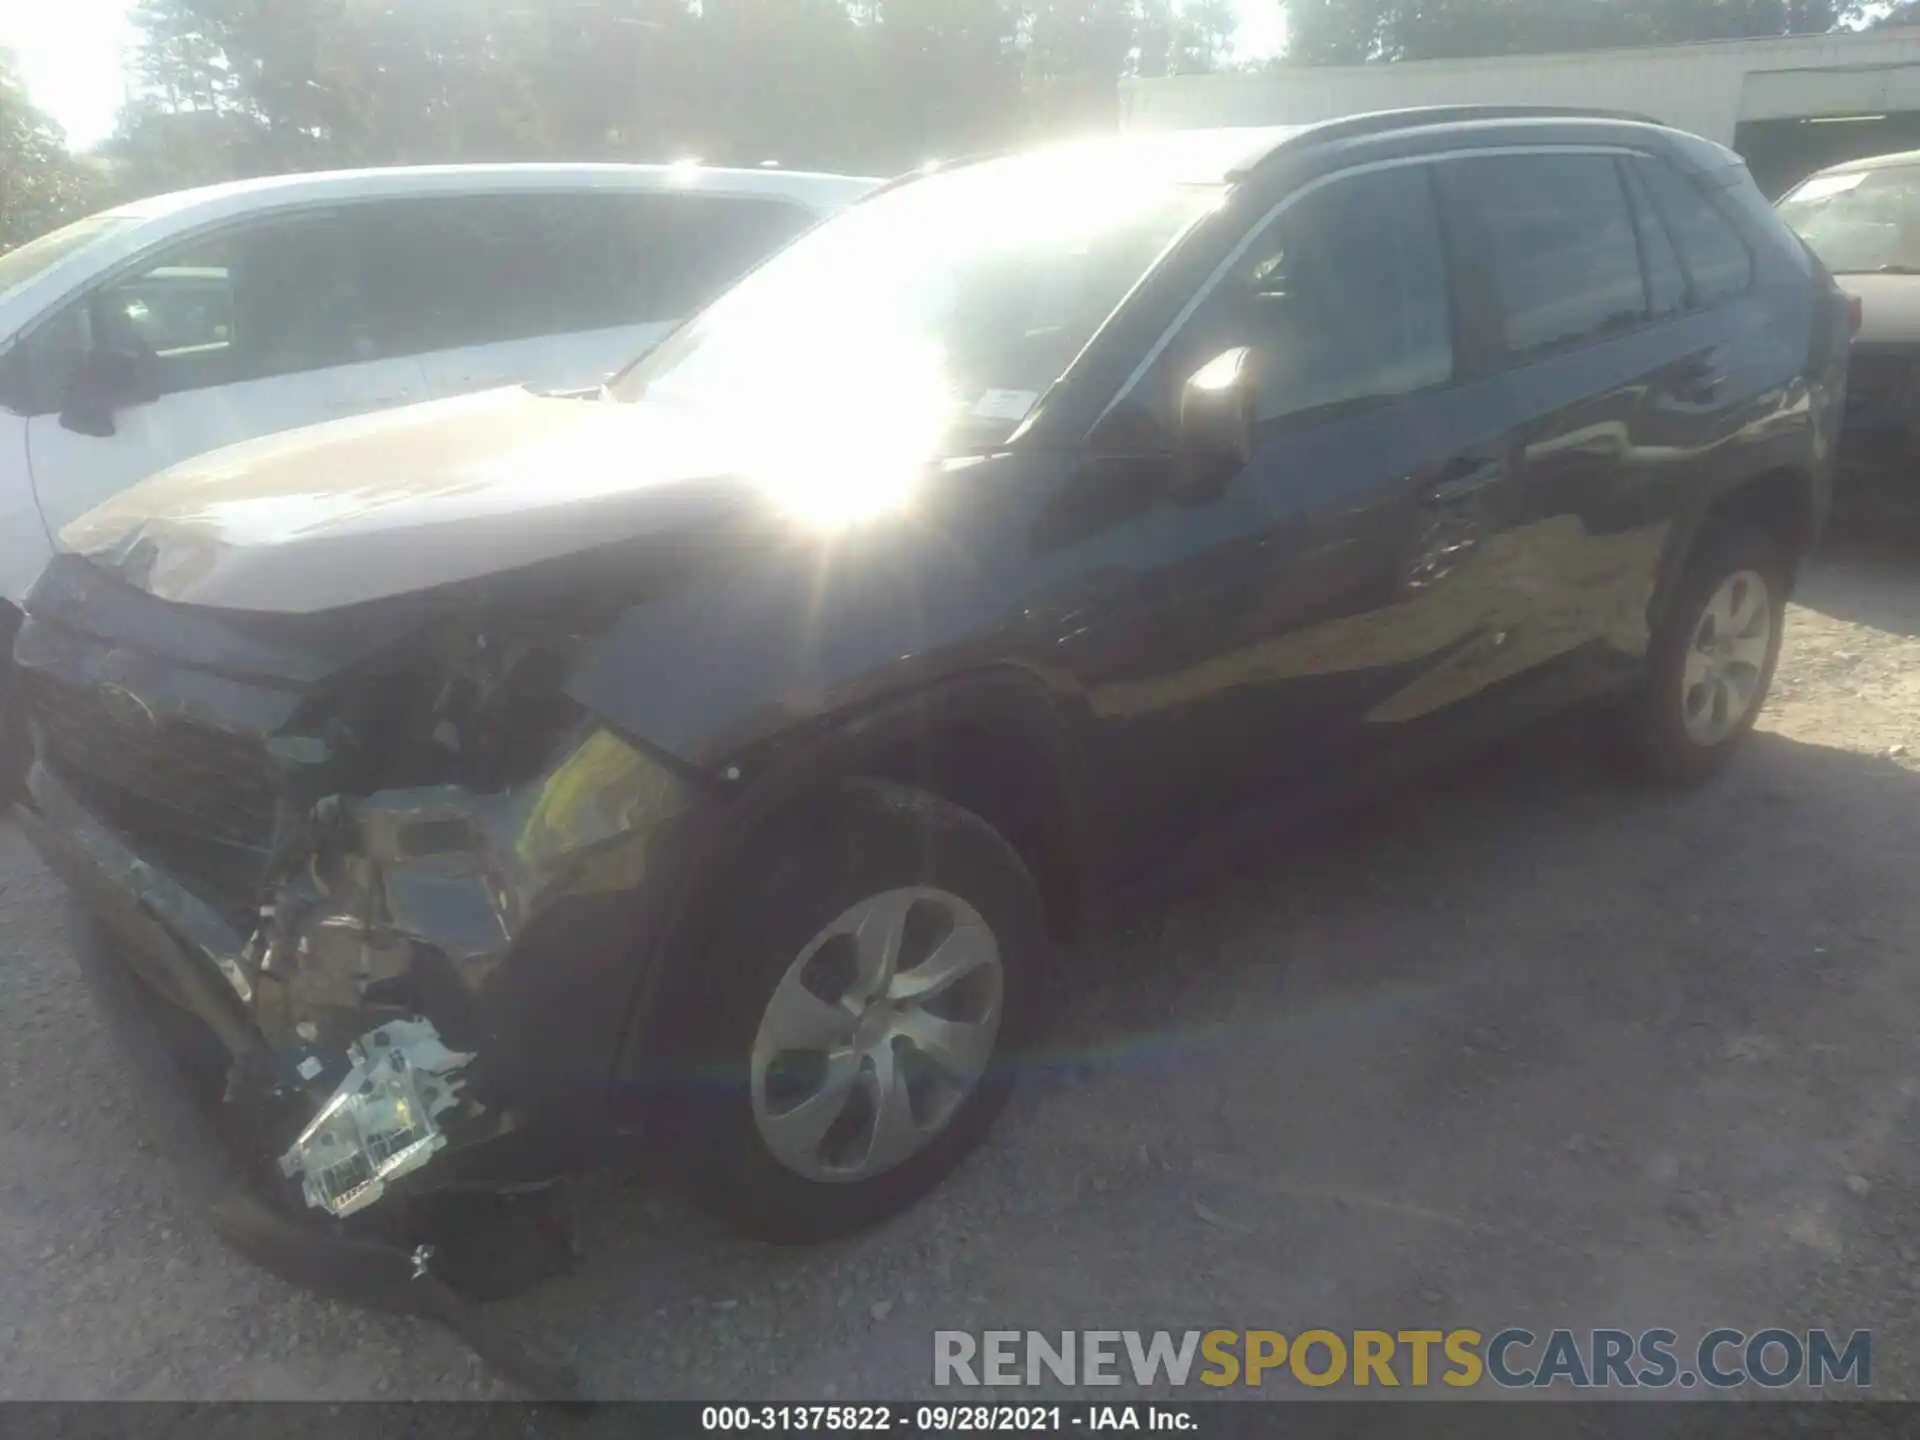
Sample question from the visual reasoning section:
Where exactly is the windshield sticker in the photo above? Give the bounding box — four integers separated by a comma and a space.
970, 389, 1040, 422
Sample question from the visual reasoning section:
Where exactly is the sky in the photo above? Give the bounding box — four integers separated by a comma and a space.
1, 0, 137, 149
4, 0, 1288, 152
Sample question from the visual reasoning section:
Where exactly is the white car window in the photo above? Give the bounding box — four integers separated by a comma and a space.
1780, 163, 1920, 275
363, 191, 819, 359
22, 210, 379, 415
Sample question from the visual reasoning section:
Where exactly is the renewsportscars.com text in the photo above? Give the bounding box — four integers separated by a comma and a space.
932, 1328, 1871, 1390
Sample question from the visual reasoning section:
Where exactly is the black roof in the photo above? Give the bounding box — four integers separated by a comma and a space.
1229, 104, 1666, 177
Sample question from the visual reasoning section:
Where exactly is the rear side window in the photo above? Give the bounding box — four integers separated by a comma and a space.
636, 192, 819, 317
1446, 153, 1648, 359
366, 191, 816, 358
1219, 164, 1454, 424
1634, 156, 1753, 306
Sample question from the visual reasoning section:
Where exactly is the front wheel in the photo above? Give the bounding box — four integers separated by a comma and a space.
668, 779, 1049, 1243
1619, 524, 1787, 785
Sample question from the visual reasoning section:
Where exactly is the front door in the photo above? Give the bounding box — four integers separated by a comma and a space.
1059, 161, 1529, 819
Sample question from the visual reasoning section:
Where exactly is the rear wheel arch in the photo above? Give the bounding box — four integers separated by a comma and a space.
1654, 466, 1817, 632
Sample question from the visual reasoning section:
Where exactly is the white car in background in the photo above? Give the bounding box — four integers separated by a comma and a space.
1777, 150, 1920, 485
0, 163, 878, 614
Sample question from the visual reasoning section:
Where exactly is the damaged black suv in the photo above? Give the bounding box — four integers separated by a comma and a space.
15, 109, 1847, 1351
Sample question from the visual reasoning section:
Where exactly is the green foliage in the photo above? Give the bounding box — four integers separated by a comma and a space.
0, 49, 113, 252
97, 0, 1209, 200
1288, 0, 1861, 66
3, 0, 1883, 249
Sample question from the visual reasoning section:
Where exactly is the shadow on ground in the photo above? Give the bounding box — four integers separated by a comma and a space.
1797, 529, 1920, 638
478, 710, 1920, 1400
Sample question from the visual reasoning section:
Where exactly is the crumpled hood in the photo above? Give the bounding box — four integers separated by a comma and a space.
58, 386, 766, 614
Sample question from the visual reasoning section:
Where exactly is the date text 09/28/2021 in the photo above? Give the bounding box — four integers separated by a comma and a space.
701, 1406, 1190, 1432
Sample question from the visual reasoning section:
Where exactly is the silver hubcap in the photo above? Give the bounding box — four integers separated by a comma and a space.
1682, 568, 1772, 746
751, 887, 1004, 1183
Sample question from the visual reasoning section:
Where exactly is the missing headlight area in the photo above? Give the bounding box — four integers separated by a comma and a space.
22, 653, 693, 1217
280, 1018, 474, 1217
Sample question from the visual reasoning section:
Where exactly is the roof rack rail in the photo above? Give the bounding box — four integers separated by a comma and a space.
1229, 104, 1663, 177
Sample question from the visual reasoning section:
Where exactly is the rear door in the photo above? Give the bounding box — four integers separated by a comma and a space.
1430, 148, 1706, 705
20, 208, 428, 539
1629, 151, 1771, 470
379, 191, 820, 398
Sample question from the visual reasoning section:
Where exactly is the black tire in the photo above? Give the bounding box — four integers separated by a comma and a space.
667, 778, 1049, 1244
1619, 523, 1788, 785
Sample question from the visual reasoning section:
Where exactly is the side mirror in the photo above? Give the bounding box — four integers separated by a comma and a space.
1173, 347, 1255, 504
60, 347, 156, 438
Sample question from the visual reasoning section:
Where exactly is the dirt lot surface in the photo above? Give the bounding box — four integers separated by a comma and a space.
6, 536, 1920, 1402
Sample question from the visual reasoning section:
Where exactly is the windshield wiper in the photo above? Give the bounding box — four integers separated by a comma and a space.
1836, 264, 1920, 276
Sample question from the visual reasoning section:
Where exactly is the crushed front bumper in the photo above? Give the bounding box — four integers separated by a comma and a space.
19, 729, 716, 1398
41, 817, 580, 1396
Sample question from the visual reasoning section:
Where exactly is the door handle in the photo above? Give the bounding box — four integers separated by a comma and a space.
1419, 457, 1505, 505
1672, 350, 1730, 403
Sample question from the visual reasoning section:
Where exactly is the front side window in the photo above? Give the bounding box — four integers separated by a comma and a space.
1213, 165, 1454, 425
611, 145, 1221, 453
1447, 153, 1648, 359
23, 210, 377, 413
101, 258, 235, 359
1777, 162, 1920, 276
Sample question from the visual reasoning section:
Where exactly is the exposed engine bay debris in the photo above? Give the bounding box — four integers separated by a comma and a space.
279, 1018, 474, 1217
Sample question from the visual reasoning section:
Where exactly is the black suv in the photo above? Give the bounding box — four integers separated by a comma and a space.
14, 109, 1849, 1334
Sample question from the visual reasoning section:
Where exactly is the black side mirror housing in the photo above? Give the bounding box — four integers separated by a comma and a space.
1172, 346, 1255, 504
60, 348, 156, 438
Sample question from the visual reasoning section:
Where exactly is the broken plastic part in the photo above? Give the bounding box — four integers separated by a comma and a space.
248, 725, 691, 1057
279, 1019, 473, 1217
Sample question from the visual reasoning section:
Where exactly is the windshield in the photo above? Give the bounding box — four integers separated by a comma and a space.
1779, 164, 1920, 274
0, 213, 133, 300
609, 145, 1221, 454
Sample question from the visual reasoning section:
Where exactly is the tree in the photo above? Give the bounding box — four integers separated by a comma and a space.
1286, 0, 1860, 66
107, 0, 1223, 193
0, 48, 112, 251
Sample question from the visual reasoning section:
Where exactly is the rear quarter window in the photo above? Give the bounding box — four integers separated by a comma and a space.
1635, 156, 1754, 306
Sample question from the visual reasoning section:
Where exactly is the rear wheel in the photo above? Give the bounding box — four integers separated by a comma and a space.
1620, 524, 1787, 784
669, 779, 1047, 1243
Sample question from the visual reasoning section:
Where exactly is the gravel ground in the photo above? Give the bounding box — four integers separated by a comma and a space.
7, 535, 1920, 1402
